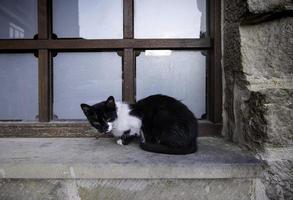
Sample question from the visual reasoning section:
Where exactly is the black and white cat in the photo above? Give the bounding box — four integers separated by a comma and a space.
81, 94, 198, 154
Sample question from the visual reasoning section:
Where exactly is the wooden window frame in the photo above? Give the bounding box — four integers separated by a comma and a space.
0, 0, 222, 136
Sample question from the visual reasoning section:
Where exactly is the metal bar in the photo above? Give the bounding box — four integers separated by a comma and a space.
209, 0, 222, 123
38, 50, 51, 122
123, 0, 134, 38
0, 120, 221, 137
0, 38, 212, 50
123, 48, 135, 103
38, 0, 49, 39
37, 0, 52, 122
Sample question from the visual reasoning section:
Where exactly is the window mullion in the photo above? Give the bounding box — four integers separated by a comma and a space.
38, 0, 51, 39
123, 0, 135, 102
123, 0, 134, 39
207, 0, 222, 123
38, 0, 52, 122
123, 48, 135, 103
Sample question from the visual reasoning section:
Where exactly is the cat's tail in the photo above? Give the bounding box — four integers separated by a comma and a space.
139, 142, 197, 155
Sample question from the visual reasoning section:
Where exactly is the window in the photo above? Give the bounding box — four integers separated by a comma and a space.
53, 52, 122, 120
136, 50, 206, 118
0, 54, 38, 121
0, 0, 221, 136
52, 0, 123, 39
134, 0, 206, 38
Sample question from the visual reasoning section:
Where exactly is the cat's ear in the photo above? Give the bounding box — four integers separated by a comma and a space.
106, 96, 115, 109
80, 104, 95, 117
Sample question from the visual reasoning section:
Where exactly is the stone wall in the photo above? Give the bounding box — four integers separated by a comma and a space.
222, 0, 293, 199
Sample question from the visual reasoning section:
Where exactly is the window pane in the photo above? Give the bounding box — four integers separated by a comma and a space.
53, 0, 123, 39
0, 54, 38, 121
134, 0, 206, 38
0, 0, 37, 39
136, 50, 206, 118
53, 52, 122, 120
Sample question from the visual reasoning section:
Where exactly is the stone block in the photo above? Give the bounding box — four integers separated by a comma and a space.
235, 88, 293, 148
260, 146, 293, 200
247, 0, 293, 13
240, 17, 293, 91
239, 17, 293, 147
264, 89, 293, 146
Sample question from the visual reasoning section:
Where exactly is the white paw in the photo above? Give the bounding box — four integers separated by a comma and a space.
116, 139, 124, 146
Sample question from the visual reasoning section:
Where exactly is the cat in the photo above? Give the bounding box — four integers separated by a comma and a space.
81, 94, 198, 154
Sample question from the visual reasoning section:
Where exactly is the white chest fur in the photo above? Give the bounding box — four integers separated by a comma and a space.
111, 102, 142, 137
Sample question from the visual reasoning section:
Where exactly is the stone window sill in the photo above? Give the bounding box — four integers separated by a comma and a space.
0, 137, 261, 179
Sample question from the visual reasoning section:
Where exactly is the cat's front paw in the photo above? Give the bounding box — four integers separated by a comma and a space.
116, 139, 124, 146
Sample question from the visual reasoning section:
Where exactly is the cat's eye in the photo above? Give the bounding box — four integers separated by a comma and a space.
102, 113, 112, 122
105, 117, 112, 122
86, 110, 97, 120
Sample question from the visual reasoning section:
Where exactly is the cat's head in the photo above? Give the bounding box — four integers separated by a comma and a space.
80, 96, 117, 133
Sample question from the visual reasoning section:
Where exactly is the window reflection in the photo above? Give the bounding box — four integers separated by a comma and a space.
134, 0, 207, 38
53, 0, 123, 39
0, 0, 37, 39
0, 54, 38, 121
53, 52, 122, 120
136, 50, 206, 118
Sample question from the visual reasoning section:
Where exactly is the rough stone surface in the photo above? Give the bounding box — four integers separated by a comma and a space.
240, 17, 293, 92
260, 147, 293, 200
238, 17, 293, 148
223, 0, 293, 147
0, 138, 260, 199
222, 0, 248, 141
0, 179, 255, 200
236, 21, 293, 199
263, 160, 293, 200
0, 122, 99, 137
0, 137, 260, 179
264, 89, 293, 146
223, 0, 293, 199
234, 88, 293, 149
247, 0, 293, 13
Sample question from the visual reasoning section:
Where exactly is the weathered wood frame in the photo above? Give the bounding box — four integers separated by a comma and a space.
0, 0, 222, 136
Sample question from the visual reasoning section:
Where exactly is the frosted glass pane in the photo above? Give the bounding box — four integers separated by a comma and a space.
0, 54, 38, 121
136, 50, 206, 118
0, 0, 37, 39
53, 0, 123, 39
135, 0, 206, 38
54, 52, 122, 120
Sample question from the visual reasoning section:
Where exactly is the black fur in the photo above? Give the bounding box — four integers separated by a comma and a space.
131, 95, 198, 154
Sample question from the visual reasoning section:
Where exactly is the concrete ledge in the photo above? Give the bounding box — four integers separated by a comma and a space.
0, 137, 261, 179
0, 179, 257, 200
